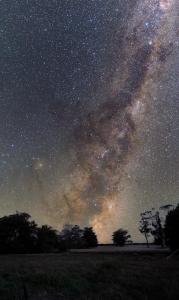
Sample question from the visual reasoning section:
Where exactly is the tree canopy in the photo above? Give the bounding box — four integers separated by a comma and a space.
112, 229, 131, 246
0, 212, 98, 254
0, 212, 37, 254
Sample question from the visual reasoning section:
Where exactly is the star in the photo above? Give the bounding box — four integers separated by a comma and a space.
0, 0, 178, 243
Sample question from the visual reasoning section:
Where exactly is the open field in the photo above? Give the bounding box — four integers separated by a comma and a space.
70, 244, 170, 254
0, 251, 179, 300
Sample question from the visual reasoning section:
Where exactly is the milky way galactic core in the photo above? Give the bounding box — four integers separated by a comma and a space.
0, 0, 178, 242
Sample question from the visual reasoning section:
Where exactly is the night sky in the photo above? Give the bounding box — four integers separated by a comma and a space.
0, 0, 178, 242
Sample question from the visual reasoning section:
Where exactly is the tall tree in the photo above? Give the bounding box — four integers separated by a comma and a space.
139, 205, 174, 248
139, 211, 152, 247
165, 204, 179, 250
151, 211, 164, 246
83, 227, 98, 248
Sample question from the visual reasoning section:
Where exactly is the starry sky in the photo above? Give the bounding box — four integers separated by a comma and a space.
0, 0, 178, 242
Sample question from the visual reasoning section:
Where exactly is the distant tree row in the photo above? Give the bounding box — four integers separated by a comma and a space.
60, 224, 98, 249
0, 213, 97, 254
0, 203, 178, 253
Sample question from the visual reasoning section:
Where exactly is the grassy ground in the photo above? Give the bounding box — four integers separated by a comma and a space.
0, 252, 179, 300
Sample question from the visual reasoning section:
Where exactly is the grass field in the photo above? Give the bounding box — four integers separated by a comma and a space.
0, 252, 179, 300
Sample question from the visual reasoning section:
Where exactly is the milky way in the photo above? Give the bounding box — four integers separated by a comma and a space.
0, 0, 178, 242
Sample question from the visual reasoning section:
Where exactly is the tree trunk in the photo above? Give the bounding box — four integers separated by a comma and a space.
145, 232, 149, 248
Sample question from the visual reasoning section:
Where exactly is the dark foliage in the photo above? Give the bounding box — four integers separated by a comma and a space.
0, 212, 37, 254
0, 212, 66, 254
36, 225, 58, 253
112, 228, 131, 246
60, 225, 85, 249
60, 225, 98, 249
0, 213, 99, 253
165, 204, 179, 250
83, 227, 98, 248
139, 206, 174, 247
151, 211, 163, 246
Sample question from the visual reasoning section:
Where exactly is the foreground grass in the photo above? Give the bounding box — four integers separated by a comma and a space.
0, 253, 179, 299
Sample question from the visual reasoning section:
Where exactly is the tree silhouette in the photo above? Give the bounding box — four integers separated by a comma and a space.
151, 211, 163, 246
139, 211, 152, 247
0, 213, 99, 253
60, 225, 98, 249
165, 204, 179, 250
60, 224, 84, 249
36, 225, 58, 253
112, 229, 131, 246
139, 206, 174, 248
0, 212, 37, 254
83, 227, 98, 248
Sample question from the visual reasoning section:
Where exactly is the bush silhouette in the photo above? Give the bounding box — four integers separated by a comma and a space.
112, 229, 131, 246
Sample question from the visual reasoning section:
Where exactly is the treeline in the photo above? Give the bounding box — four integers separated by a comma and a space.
0, 213, 97, 254
0, 203, 178, 254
